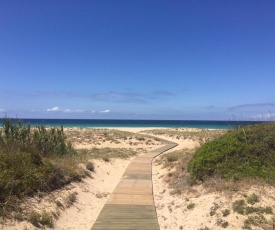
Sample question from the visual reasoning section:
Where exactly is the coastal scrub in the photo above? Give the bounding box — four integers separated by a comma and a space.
0, 119, 78, 216
188, 122, 275, 183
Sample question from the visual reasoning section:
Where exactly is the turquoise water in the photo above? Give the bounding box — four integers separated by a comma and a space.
0, 119, 264, 129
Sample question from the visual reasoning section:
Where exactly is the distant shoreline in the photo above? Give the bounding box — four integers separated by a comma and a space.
0, 118, 264, 129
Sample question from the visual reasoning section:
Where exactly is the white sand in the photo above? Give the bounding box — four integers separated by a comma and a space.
2, 127, 275, 230
1, 158, 132, 230
1, 127, 164, 230
54, 158, 132, 230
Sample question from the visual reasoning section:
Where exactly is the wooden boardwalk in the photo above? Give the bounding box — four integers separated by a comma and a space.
91, 139, 177, 230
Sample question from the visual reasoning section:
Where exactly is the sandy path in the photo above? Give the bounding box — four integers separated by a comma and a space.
1, 127, 165, 230
4, 127, 273, 230
54, 158, 134, 230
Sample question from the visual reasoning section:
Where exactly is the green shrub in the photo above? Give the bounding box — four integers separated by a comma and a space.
79, 147, 137, 160
103, 156, 110, 162
0, 119, 77, 216
188, 122, 275, 182
247, 193, 260, 205
232, 199, 273, 215
198, 227, 210, 230
86, 161, 95, 172
243, 215, 267, 229
166, 154, 179, 162
40, 211, 54, 228
222, 209, 230, 217
29, 211, 41, 227
187, 202, 195, 209
1, 118, 74, 157
29, 211, 53, 228
221, 221, 229, 228
245, 206, 273, 215
66, 192, 77, 206
232, 199, 246, 214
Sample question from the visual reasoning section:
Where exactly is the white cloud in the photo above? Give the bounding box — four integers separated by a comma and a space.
100, 109, 110, 113
46, 107, 84, 113
63, 109, 84, 113
46, 106, 60, 112
0, 108, 5, 112
44, 107, 110, 114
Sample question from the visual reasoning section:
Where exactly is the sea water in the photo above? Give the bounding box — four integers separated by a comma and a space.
0, 119, 264, 129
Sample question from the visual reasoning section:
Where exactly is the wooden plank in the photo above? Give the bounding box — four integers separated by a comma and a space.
123, 173, 152, 180
91, 139, 178, 230
92, 204, 159, 230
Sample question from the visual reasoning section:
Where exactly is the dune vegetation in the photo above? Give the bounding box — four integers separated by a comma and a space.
155, 124, 275, 229
0, 119, 153, 221
188, 122, 275, 183
0, 118, 80, 216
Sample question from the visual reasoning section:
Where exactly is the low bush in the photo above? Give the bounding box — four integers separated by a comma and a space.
1, 118, 74, 157
0, 118, 77, 216
247, 193, 260, 205
29, 210, 53, 228
188, 122, 275, 182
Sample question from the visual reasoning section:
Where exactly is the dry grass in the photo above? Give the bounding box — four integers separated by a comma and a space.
65, 128, 163, 147
142, 128, 225, 145
76, 147, 138, 160
155, 128, 275, 230
0, 124, 158, 224
160, 146, 275, 197
189, 122, 275, 183
28, 210, 54, 228
159, 149, 196, 195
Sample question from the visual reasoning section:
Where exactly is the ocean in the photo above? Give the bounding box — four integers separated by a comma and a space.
0, 119, 264, 129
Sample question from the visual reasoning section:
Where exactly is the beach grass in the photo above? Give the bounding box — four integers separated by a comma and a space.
156, 123, 275, 190
76, 147, 138, 161
142, 128, 225, 144
0, 119, 80, 217
159, 123, 275, 195
65, 128, 163, 147
0, 119, 154, 220
155, 124, 275, 229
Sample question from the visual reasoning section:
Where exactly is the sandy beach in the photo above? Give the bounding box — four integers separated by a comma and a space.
1, 127, 274, 230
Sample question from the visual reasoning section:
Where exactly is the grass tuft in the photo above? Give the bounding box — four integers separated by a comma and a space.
187, 202, 195, 210
0, 118, 78, 216
65, 192, 78, 207
222, 209, 230, 217
232, 198, 273, 215
232, 199, 246, 215
86, 161, 95, 172
29, 210, 53, 228
246, 193, 260, 205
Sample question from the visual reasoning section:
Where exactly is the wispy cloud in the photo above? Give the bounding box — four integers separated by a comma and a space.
205, 105, 219, 109
45, 107, 84, 113
63, 109, 84, 113
99, 109, 111, 113
0, 108, 5, 112
89, 92, 147, 103
228, 103, 275, 112
6, 89, 175, 104
43, 107, 110, 114
152, 91, 174, 97
46, 106, 60, 112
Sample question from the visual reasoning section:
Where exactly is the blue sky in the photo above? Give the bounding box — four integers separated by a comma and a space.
0, 1, 275, 120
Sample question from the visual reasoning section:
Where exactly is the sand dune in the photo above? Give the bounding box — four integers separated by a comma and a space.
2, 127, 274, 230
